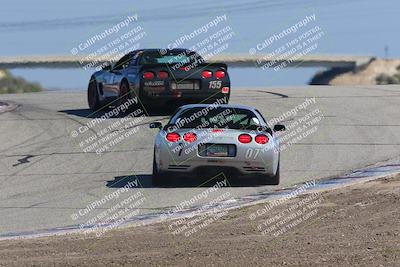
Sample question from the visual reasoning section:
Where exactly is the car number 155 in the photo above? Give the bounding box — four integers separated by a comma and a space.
209, 81, 222, 89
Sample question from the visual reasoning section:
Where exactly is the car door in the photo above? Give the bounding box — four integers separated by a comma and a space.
125, 53, 141, 97
103, 54, 132, 97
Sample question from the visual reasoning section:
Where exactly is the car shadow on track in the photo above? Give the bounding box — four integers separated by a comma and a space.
107, 174, 262, 188
59, 109, 106, 118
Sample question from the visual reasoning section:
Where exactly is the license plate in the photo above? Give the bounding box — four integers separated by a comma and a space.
207, 145, 228, 156
198, 144, 236, 157
171, 81, 200, 90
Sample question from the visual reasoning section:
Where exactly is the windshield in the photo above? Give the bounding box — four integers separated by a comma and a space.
171, 107, 262, 130
140, 50, 204, 65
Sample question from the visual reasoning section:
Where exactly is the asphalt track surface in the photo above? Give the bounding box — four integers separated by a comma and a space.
0, 85, 400, 236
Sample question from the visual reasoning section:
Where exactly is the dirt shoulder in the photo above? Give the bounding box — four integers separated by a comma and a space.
1, 175, 399, 267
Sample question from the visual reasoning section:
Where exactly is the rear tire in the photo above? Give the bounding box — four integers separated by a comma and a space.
118, 80, 129, 108
88, 78, 101, 111
118, 80, 146, 116
259, 160, 280, 185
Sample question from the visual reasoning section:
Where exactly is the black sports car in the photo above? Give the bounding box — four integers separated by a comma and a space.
87, 48, 231, 112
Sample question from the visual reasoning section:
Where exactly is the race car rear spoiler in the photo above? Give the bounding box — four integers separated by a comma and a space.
139, 62, 228, 71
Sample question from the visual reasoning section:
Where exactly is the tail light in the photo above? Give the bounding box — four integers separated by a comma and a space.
183, 132, 197, 142
255, 135, 269, 144
215, 70, 225, 79
143, 72, 154, 80
201, 70, 212, 79
166, 132, 180, 142
157, 71, 169, 79
238, 134, 252, 143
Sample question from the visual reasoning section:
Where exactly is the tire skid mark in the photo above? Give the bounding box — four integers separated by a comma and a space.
0, 102, 87, 186
12, 155, 35, 167
255, 90, 289, 98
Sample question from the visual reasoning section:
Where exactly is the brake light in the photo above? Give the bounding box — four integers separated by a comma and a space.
238, 134, 252, 143
221, 87, 229, 94
201, 70, 212, 79
215, 70, 225, 79
143, 72, 154, 80
255, 135, 269, 144
183, 132, 197, 142
157, 71, 169, 79
166, 132, 180, 142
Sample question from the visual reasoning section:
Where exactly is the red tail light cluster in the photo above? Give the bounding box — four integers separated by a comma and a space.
238, 134, 269, 144
201, 70, 226, 79
255, 135, 269, 144
183, 132, 197, 142
143, 71, 169, 80
166, 132, 197, 143
157, 71, 169, 79
215, 70, 225, 79
143, 72, 154, 80
201, 70, 213, 79
166, 132, 180, 142
238, 134, 252, 143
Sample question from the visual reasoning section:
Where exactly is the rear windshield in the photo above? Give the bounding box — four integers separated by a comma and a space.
171, 107, 261, 130
140, 50, 203, 65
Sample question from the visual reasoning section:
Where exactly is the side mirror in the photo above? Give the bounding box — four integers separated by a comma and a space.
149, 121, 162, 129
273, 124, 286, 131
102, 63, 112, 71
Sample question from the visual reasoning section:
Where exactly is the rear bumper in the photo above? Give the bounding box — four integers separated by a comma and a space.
165, 160, 273, 176
158, 144, 278, 176
140, 78, 230, 103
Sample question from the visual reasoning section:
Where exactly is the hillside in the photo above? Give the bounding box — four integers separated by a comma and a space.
310, 59, 400, 85
0, 69, 42, 94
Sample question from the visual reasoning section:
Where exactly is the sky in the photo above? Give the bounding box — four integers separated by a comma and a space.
0, 0, 399, 89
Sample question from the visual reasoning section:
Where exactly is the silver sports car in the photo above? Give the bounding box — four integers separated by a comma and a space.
149, 104, 285, 185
